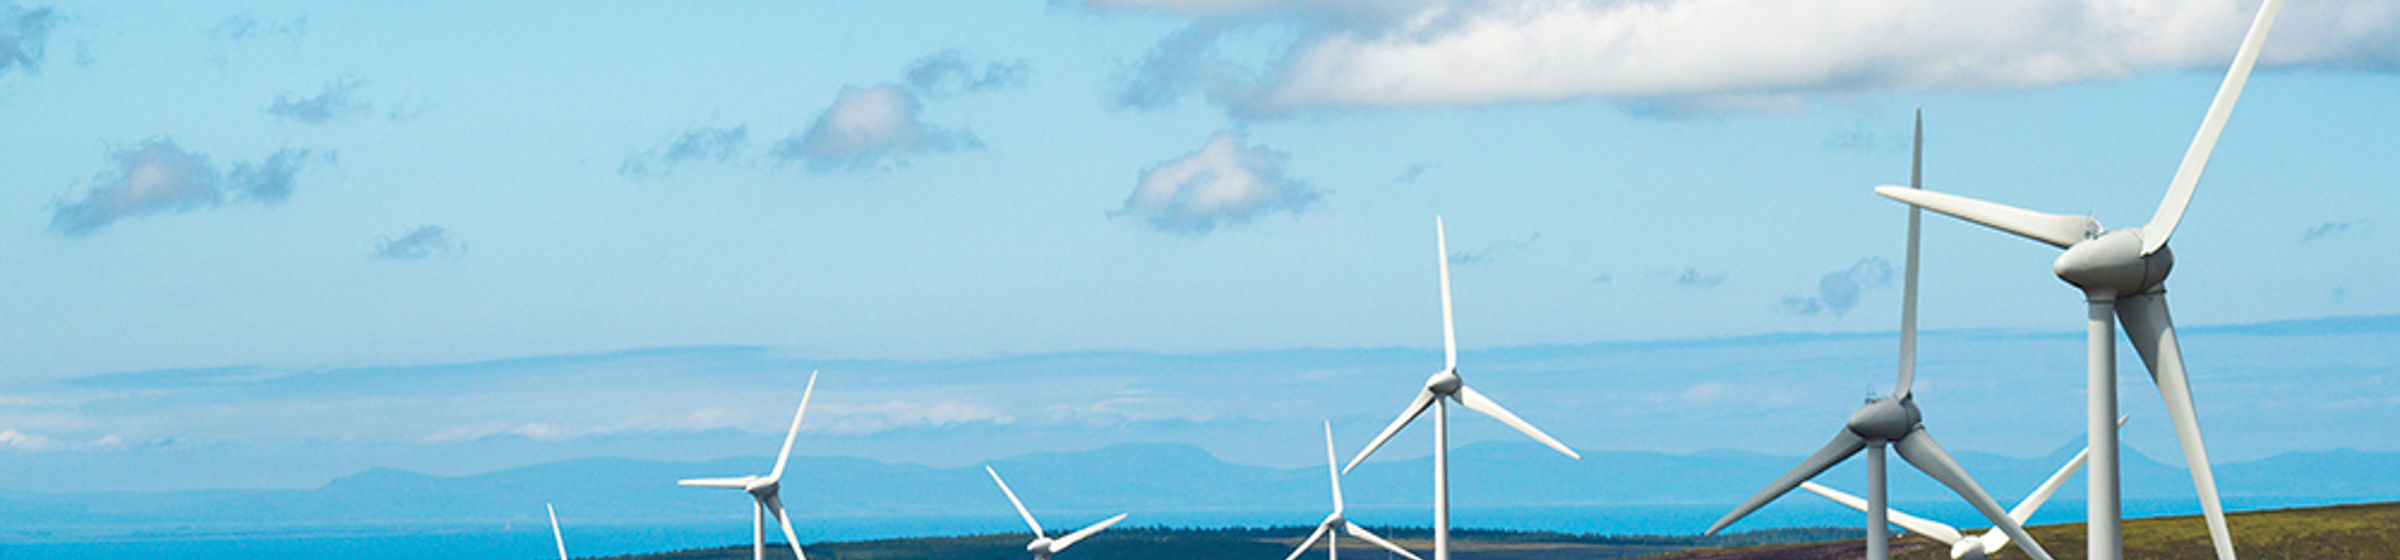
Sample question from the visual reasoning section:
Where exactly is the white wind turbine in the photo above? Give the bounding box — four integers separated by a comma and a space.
986, 465, 1128, 560
678, 371, 817, 560
1286, 421, 1423, 560
1799, 415, 2130, 560
1706, 112, 2053, 560
1344, 216, 1582, 560
548, 503, 569, 560
1873, 2, 2279, 559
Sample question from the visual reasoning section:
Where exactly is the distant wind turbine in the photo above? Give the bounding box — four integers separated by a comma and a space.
1706, 114, 2053, 560
678, 370, 817, 560
1874, 1, 2280, 558
1286, 421, 1422, 560
1799, 415, 2130, 560
986, 465, 1127, 560
1345, 216, 1581, 560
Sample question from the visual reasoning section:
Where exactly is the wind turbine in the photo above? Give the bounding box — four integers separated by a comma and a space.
986, 465, 1128, 560
1287, 421, 1424, 560
1705, 112, 2053, 560
548, 503, 569, 560
1344, 216, 1582, 560
1798, 415, 2129, 560
678, 370, 817, 560
1873, 2, 2279, 559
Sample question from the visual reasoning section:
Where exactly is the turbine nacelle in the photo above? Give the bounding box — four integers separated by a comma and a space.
1027, 537, 1054, 555
1844, 395, 1922, 442
2053, 229, 2174, 297
1424, 370, 1462, 395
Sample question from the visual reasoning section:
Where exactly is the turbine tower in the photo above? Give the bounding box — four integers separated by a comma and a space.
678, 371, 818, 560
1344, 216, 1581, 560
986, 465, 1128, 560
1873, 2, 2279, 558
1800, 415, 2130, 560
1706, 113, 2053, 560
1286, 421, 1423, 560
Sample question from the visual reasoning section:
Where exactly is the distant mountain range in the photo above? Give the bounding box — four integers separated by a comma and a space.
7, 441, 2397, 530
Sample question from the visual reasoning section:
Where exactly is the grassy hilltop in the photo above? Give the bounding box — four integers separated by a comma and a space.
605, 500, 2400, 560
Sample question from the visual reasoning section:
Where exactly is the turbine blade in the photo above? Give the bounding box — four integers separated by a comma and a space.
1798, 481, 1963, 545
986, 465, 1045, 538
1892, 428, 2055, 560
548, 503, 568, 560
1706, 429, 1866, 535
1286, 524, 1331, 560
1454, 386, 1579, 459
2118, 295, 2236, 560
767, 497, 805, 560
1896, 112, 1923, 397
677, 477, 751, 489
1345, 389, 1438, 474
1324, 421, 1343, 512
1875, 186, 2098, 249
768, 371, 817, 482
1053, 513, 1127, 551
1345, 524, 1426, 560
2141, 0, 2283, 256
2010, 415, 2128, 525
1436, 216, 1457, 371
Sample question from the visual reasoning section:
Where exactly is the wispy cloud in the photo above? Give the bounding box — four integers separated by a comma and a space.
1, 1, 58, 76
771, 85, 982, 173
1780, 257, 1896, 316
1450, 231, 1539, 265
374, 225, 465, 260
1666, 268, 1726, 290
208, 11, 306, 44
2303, 220, 2356, 242
1074, 0, 2400, 118
1114, 130, 1319, 234
903, 49, 1029, 99
266, 77, 372, 124
47, 140, 333, 236
620, 125, 750, 179
1394, 163, 1433, 184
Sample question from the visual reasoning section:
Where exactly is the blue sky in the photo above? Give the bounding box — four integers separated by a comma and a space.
1, 1, 2396, 491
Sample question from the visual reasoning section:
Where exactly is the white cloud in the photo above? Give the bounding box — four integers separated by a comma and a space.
771, 85, 981, 173
1115, 130, 1319, 234
811, 401, 1015, 436
48, 140, 332, 236
0, 428, 54, 452
1082, 0, 2400, 116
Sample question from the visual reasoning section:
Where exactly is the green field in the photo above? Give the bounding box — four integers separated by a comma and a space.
606, 500, 2400, 560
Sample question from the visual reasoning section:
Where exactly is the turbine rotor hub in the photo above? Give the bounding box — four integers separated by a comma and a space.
1425, 370, 1462, 395
1953, 539, 1988, 560
2053, 229, 2173, 296
1844, 395, 1921, 442
1027, 538, 1053, 554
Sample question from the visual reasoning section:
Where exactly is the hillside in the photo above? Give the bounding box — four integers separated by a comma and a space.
604, 500, 2400, 560
601, 527, 1855, 560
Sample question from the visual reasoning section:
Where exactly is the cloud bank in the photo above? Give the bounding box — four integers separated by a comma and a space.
1115, 130, 1319, 234
1077, 0, 2400, 117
